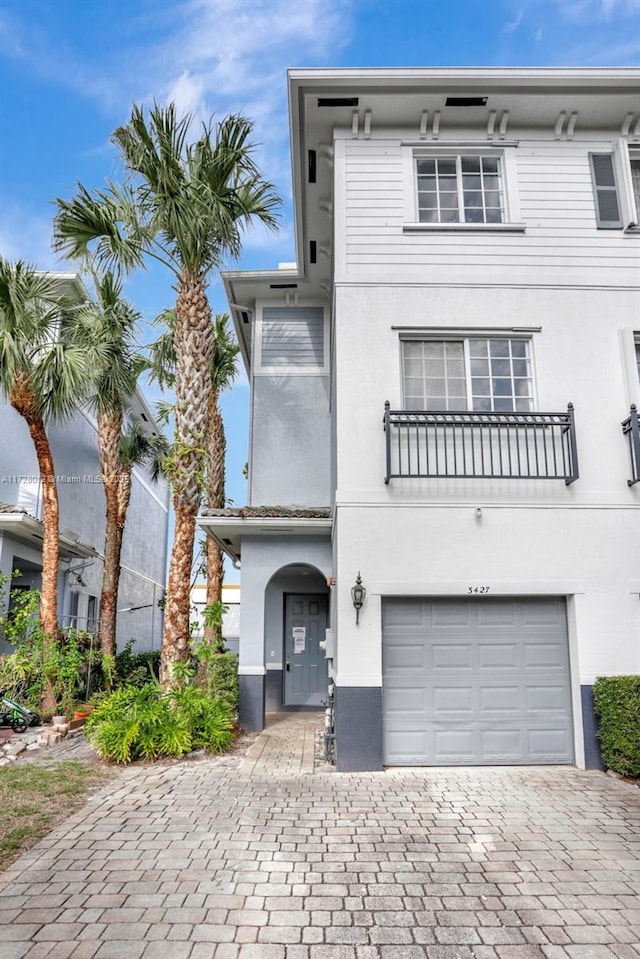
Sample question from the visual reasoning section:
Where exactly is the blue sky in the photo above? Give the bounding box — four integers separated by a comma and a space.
1, 0, 639, 578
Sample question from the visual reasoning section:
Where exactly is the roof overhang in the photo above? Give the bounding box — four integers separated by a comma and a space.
0, 512, 98, 560
198, 513, 332, 564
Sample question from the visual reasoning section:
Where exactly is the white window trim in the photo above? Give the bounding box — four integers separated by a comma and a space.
616, 138, 640, 231
401, 143, 525, 233
254, 303, 329, 376
620, 327, 640, 407
399, 333, 538, 413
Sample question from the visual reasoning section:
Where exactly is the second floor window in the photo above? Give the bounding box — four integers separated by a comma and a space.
402, 337, 533, 413
416, 155, 504, 224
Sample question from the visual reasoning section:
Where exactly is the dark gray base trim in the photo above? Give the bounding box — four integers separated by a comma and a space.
239, 674, 265, 732
335, 686, 383, 772
581, 685, 605, 771
265, 669, 283, 712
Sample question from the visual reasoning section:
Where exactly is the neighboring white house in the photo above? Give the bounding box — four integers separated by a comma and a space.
200, 67, 640, 771
0, 273, 170, 654
189, 582, 241, 654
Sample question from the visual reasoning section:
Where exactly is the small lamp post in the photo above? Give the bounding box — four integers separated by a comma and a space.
351, 572, 366, 625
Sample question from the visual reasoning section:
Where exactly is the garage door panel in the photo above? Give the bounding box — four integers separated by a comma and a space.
481, 728, 523, 760
527, 728, 572, 759
476, 602, 518, 626
385, 686, 426, 713
432, 644, 473, 669
524, 643, 568, 669
383, 642, 426, 670
478, 643, 520, 669
479, 685, 521, 713
382, 601, 425, 627
433, 685, 474, 713
431, 602, 473, 626
522, 600, 565, 626
434, 728, 475, 759
382, 597, 573, 766
385, 728, 428, 762
527, 685, 568, 712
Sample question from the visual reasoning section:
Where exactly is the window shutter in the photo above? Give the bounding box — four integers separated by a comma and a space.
589, 153, 622, 228
261, 307, 324, 367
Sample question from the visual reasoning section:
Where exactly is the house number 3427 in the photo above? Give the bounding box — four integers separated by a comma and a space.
467, 586, 490, 594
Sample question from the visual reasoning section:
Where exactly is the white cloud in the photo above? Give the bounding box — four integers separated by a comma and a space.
165, 70, 206, 120
553, 0, 640, 23
0, 201, 59, 270
504, 7, 525, 32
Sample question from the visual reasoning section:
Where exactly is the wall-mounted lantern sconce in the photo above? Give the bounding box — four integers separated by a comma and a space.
351, 571, 366, 625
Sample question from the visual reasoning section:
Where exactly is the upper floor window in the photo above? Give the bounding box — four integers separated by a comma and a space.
403, 145, 523, 232
417, 155, 504, 224
589, 142, 640, 230
402, 337, 533, 413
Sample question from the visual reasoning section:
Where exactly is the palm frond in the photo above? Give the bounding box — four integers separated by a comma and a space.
0, 259, 66, 398
211, 314, 240, 391
120, 422, 170, 480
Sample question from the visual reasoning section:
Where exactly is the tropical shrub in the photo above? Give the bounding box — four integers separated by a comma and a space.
205, 653, 239, 715
0, 577, 99, 715
84, 683, 234, 763
593, 675, 640, 778
114, 640, 161, 688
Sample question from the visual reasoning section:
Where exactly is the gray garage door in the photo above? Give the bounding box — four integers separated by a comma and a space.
382, 597, 574, 765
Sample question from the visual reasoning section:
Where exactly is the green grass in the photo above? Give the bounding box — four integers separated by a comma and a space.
0, 760, 109, 871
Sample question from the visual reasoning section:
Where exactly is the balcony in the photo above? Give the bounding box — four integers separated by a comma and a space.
622, 404, 640, 486
384, 402, 579, 485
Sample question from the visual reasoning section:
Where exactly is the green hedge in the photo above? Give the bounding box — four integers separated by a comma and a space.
593, 675, 640, 778
206, 652, 239, 716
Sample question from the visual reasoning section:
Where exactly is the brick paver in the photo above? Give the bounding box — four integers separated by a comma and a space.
1, 712, 639, 958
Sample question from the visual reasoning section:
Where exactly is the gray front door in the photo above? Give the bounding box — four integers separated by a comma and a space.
382, 597, 574, 766
284, 594, 328, 706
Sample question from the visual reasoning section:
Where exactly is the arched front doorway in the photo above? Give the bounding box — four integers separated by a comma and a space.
265, 563, 329, 710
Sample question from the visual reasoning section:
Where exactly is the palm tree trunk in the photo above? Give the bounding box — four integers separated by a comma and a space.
97, 411, 122, 660
161, 271, 214, 688
10, 377, 59, 712
161, 505, 197, 686
205, 386, 225, 652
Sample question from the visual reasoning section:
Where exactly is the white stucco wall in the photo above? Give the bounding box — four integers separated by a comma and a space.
330, 282, 640, 760
239, 536, 332, 675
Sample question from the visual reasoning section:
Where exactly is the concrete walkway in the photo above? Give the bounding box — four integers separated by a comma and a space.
1, 711, 640, 959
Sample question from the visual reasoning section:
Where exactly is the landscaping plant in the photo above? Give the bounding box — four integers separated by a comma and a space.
84, 683, 233, 763
593, 675, 640, 778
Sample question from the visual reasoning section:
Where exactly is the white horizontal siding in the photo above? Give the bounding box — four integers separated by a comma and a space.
342, 138, 640, 283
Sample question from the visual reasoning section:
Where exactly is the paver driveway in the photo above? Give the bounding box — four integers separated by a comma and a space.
1, 712, 639, 959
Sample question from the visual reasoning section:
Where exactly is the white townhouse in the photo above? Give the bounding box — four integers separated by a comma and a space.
200, 68, 640, 772
0, 273, 170, 654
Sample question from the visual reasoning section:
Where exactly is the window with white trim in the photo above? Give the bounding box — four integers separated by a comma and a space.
402, 337, 534, 413
589, 142, 640, 230
417, 155, 504, 224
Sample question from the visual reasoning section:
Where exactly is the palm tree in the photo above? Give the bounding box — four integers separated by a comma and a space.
0, 260, 90, 702
66, 271, 146, 660
53, 103, 280, 687
149, 312, 239, 652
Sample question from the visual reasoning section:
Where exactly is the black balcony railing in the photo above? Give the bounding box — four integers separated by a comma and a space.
622, 404, 640, 487
384, 402, 579, 485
